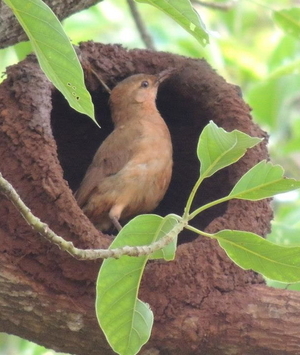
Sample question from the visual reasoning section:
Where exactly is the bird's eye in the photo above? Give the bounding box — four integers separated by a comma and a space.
140, 81, 149, 88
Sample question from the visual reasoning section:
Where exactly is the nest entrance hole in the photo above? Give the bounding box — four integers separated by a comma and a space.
51, 71, 230, 241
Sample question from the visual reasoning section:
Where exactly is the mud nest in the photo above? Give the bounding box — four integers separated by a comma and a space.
53, 42, 272, 238
0, 42, 273, 354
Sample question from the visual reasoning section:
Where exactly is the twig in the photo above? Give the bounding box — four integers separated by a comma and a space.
192, 0, 237, 11
90, 68, 111, 94
127, 0, 156, 50
0, 172, 184, 260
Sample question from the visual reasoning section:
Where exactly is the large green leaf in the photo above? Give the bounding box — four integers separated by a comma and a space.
267, 59, 300, 81
246, 79, 282, 127
3, 0, 95, 123
216, 230, 300, 283
229, 160, 300, 200
149, 214, 179, 260
96, 214, 176, 355
198, 121, 262, 178
136, 0, 209, 46
273, 8, 300, 40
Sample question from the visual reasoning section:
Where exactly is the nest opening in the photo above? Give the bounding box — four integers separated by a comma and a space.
51, 71, 229, 241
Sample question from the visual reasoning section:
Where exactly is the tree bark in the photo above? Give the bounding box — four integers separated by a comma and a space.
0, 42, 299, 354
0, 0, 102, 49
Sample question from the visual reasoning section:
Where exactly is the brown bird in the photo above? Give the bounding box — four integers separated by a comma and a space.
75, 70, 173, 231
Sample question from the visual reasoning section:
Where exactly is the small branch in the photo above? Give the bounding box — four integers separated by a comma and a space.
192, 0, 237, 11
0, 173, 184, 260
127, 0, 156, 50
90, 68, 111, 94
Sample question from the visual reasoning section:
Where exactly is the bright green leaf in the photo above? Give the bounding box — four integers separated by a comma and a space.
96, 214, 173, 355
273, 8, 300, 40
268, 35, 300, 72
267, 59, 300, 80
150, 214, 179, 260
229, 160, 300, 200
136, 0, 209, 46
198, 121, 262, 178
268, 222, 300, 246
3, 0, 96, 123
216, 230, 300, 283
246, 79, 281, 127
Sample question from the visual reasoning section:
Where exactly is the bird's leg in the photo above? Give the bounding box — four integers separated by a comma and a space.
111, 216, 123, 231
109, 205, 124, 231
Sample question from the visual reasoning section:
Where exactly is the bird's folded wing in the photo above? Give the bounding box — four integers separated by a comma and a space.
74, 125, 142, 206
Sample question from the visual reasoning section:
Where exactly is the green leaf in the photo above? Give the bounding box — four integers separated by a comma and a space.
150, 214, 179, 260
3, 0, 96, 123
267, 60, 300, 81
246, 75, 300, 128
96, 214, 172, 355
268, 35, 300, 72
136, 0, 209, 46
229, 160, 300, 200
246, 79, 281, 127
198, 121, 262, 178
268, 222, 300, 246
273, 8, 300, 39
215, 229, 300, 283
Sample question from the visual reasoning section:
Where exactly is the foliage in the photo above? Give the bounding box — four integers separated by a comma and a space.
136, 0, 209, 45
96, 121, 300, 355
2, 0, 95, 123
96, 215, 177, 355
0, 333, 68, 355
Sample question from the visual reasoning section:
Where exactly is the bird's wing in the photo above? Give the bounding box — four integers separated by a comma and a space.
75, 124, 141, 206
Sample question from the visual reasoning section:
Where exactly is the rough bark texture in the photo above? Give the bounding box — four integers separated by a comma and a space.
0, 42, 299, 354
0, 0, 102, 49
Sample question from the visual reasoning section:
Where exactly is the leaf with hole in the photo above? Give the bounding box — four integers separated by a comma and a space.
3, 0, 96, 123
136, 0, 209, 46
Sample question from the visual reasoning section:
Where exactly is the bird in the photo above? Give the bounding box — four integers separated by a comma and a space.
75, 69, 174, 232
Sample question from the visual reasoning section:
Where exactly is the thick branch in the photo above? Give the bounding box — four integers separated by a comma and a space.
148, 284, 300, 354
0, 0, 102, 49
1, 255, 300, 355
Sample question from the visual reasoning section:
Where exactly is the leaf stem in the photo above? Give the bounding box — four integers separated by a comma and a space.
184, 175, 205, 218
185, 224, 215, 239
188, 195, 232, 220
184, 224, 202, 235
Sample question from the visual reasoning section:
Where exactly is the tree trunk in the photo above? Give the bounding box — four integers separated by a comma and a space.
0, 0, 102, 49
0, 42, 299, 355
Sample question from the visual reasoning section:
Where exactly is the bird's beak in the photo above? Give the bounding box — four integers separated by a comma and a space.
156, 68, 176, 85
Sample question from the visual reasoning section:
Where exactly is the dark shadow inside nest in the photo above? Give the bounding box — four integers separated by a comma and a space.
51, 74, 230, 242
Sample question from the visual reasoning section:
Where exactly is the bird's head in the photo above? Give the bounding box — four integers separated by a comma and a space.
109, 69, 174, 109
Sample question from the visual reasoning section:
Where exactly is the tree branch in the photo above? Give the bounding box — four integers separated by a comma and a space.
0, 0, 103, 49
127, 0, 156, 50
0, 172, 183, 260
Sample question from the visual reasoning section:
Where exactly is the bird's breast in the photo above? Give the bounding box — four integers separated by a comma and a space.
136, 163, 148, 170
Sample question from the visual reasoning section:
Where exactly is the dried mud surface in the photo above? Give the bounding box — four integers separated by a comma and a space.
0, 42, 273, 354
